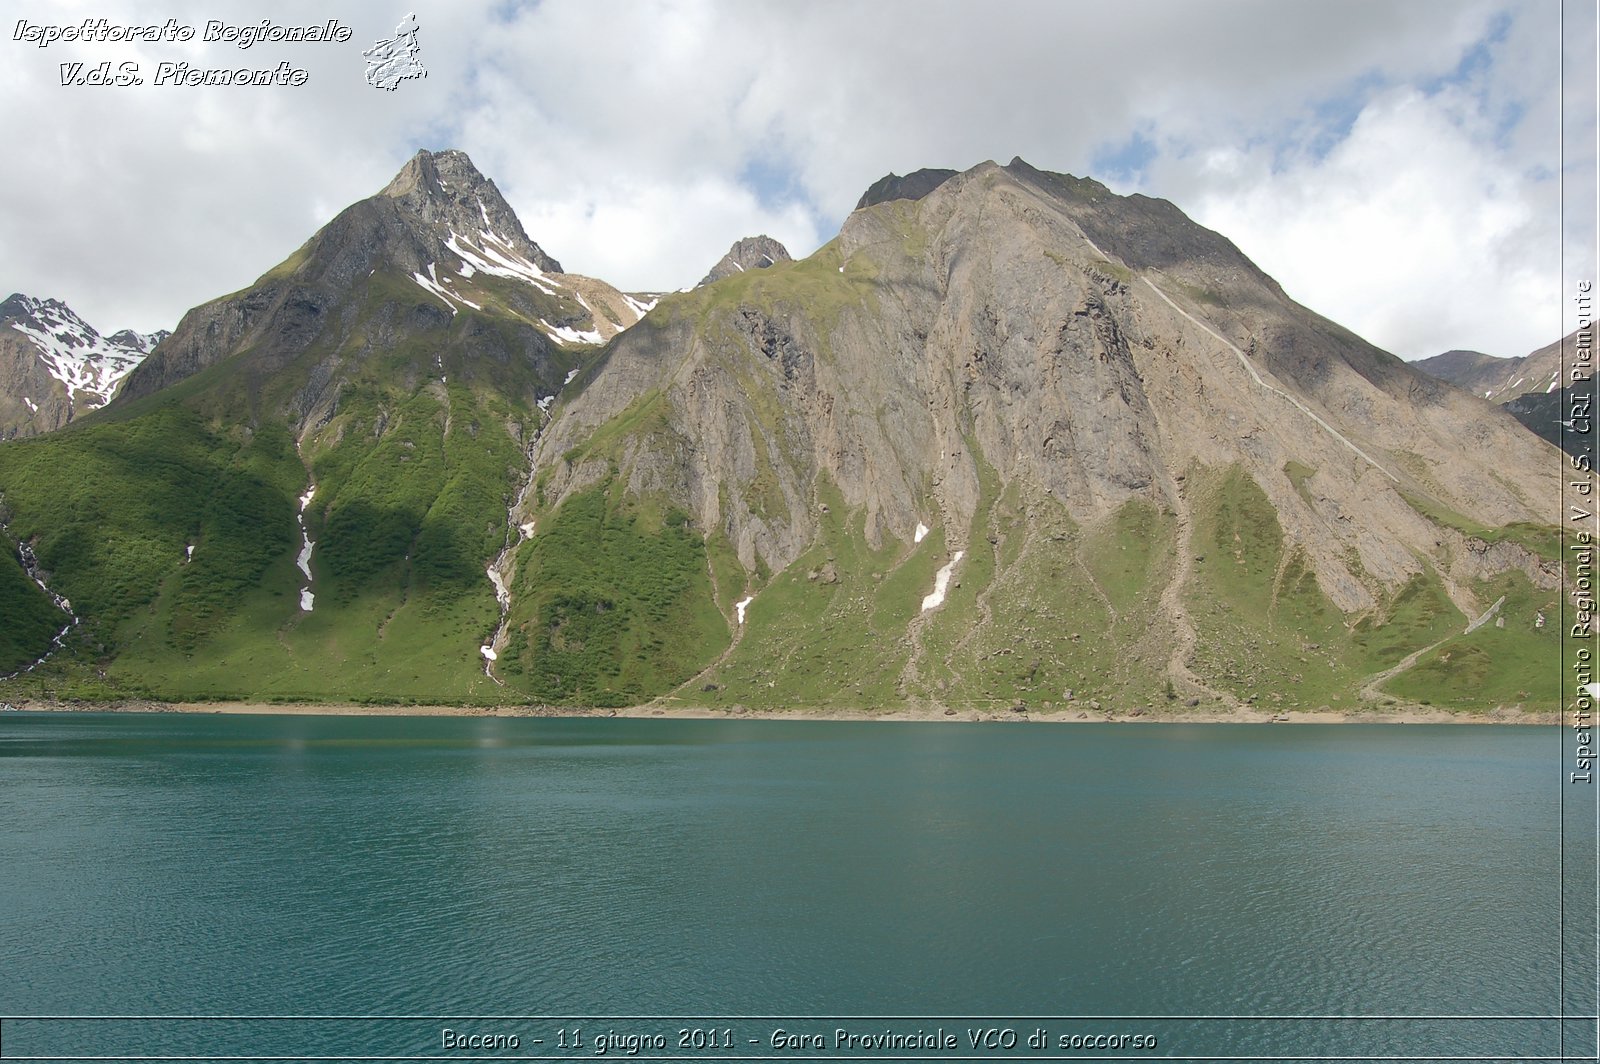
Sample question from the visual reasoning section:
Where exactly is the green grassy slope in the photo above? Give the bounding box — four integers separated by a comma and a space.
497, 481, 730, 707
1182, 464, 1558, 712
688, 478, 921, 709
0, 535, 66, 675
101, 381, 530, 704
0, 406, 300, 635
0, 267, 585, 703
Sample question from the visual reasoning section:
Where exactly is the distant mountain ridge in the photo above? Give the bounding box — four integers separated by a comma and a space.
106, 328, 171, 354
1413, 331, 1586, 455
0, 294, 164, 438
1413, 338, 1564, 403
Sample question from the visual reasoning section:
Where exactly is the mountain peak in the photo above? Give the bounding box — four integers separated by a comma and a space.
113, 146, 655, 411
380, 148, 482, 198
2, 292, 77, 325
854, 167, 960, 211
697, 235, 792, 287
0, 292, 149, 436
105, 328, 170, 354
376, 148, 561, 274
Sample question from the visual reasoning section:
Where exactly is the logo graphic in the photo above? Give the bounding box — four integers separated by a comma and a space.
364, 12, 425, 91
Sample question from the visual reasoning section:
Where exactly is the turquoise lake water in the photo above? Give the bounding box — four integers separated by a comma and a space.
0, 713, 1592, 1061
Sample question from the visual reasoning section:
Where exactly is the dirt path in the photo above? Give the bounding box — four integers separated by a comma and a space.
1140, 275, 1399, 484
1157, 476, 1231, 706
1358, 597, 1502, 702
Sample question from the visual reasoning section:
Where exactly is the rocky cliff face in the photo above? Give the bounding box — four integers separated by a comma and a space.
697, 235, 793, 287
522, 158, 1559, 711
854, 168, 959, 210
0, 295, 155, 438
543, 159, 1551, 588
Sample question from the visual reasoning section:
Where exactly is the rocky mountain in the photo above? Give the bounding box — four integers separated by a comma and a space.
105, 328, 171, 354
697, 236, 793, 288
515, 157, 1560, 711
118, 149, 650, 412
0, 149, 655, 698
1414, 336, 1565, 402
1415, 331, 1586, 454
1414, 349, 1506, 395
0, 295, 157, 438
0, 153, 1565, 715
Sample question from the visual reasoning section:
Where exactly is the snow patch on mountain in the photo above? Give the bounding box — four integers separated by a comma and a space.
3, 295, 153, 412
622, 294, 658, 320
411, 269, 461, 314
446, 230, 561, 295
921, 551, 964, 612
540, 319, 605, 345
295, 477, 317, 612
0, 535, 79, 680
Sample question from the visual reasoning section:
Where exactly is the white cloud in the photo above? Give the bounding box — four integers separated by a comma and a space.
516, 175, 824, 291
0, 0, 1589, 365
1162, 86, 1559, 359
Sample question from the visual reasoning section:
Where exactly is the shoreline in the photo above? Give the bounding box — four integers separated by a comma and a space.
2, 698, 1561, 725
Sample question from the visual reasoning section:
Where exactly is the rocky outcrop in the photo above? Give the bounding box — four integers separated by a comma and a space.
697, 235, 792, 287
378, 149, 562, 274
854, 168, 959, 210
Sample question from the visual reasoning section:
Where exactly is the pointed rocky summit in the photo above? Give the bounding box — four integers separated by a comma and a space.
697, 235, 793, 288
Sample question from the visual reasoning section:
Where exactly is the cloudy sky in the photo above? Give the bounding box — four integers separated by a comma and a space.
0, 0, 1594, 360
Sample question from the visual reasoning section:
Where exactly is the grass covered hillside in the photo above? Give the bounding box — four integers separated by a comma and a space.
0, 222, 603, 702
0, 149, 638, 705
495, 481, 731, 707
0, 529, 68, 676
0, 290, 580, 704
